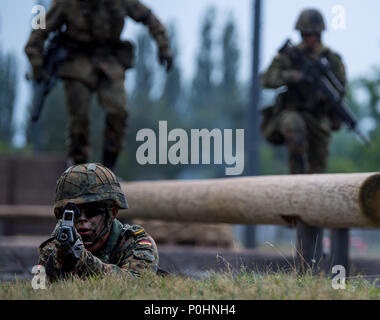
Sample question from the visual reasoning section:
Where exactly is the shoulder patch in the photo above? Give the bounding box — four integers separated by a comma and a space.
130, 224, 146, 236
121, 224, 146, 238
137, 240, 152, 246
133, 228, 145, 236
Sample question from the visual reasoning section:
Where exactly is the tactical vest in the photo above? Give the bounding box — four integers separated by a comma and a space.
61, 0, 135, 69
75, 0, 125, 44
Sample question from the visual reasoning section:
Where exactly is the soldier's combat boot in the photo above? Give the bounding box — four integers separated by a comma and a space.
102, 150, 119, 171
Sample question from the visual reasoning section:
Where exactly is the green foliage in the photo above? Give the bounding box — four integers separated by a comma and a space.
260, 144, 288, 175
326, 76, 380, 173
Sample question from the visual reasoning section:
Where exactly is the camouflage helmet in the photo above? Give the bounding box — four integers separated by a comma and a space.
295, 9, 326, 33
54, 163, 128, 218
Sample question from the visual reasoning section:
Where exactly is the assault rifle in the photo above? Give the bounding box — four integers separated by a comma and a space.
279, 39, 370, 146
57, 202, 83, 259
57, 202, 80, 245
30, 30, 68, 122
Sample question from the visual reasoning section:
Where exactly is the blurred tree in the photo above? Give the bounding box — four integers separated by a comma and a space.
118, 26, 188, 180
0, 14, 17, 147
132, 31, 155, 104
0, 51, 17, 145
211, 15, 246, 177
39, 83, 67, 153
220, 16, 239, 94
189, 7, 217, 117
159, 24, 182, 113
118, 29, 156, 180
154, 24, 187, 179
216, 15, 244, 129
328, 76, 380, 173
351, 71, 380, 125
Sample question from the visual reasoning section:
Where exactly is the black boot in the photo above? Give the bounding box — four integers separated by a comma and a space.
102, 150, 118, 171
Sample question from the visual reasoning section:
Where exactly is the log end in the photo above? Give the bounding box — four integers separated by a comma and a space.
359, 173, 380, 226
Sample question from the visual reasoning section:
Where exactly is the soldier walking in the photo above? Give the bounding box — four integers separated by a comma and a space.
25, 0, 173, 170
261, 9, 349, 273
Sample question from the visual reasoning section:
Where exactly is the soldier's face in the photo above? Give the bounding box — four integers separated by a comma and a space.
302, 32, 321, 49
74, 202, 109, 246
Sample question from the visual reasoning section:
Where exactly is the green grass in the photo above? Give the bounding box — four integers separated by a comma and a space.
1, 270, 380, 300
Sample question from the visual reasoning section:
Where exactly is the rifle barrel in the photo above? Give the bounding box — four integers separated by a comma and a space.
354, 127, 371, 147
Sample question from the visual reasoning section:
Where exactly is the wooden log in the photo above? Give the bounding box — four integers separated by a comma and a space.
0, 173, 379, 228
120, 173, 380, 228
0, 205, 53, 220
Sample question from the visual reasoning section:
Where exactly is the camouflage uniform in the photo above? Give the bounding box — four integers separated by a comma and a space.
261, 13, 346, 174
25, 0, 172, 168
38, 163, 159, 281
261, 9, 348, 274
39, 219, 159, 280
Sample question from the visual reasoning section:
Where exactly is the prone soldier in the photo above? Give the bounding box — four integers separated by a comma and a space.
38, 163, 159, 281
25, 0, 173, 170
260, 9, 349, 273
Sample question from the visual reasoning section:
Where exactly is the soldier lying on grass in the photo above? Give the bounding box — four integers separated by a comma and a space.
38, 163, 158, 282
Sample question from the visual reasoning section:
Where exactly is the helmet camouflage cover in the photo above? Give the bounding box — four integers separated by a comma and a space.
295, 9, 326, 33
54, 163, 128, 218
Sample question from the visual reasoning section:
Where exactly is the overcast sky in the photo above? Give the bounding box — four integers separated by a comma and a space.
1, 0, 380, 146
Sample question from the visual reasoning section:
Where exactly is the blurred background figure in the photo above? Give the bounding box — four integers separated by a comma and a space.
261, 8, 350, 273
24, 0, 173, 170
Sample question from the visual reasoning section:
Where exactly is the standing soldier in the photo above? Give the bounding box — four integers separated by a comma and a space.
260, 9, 348, 273
25, 0, 173, 170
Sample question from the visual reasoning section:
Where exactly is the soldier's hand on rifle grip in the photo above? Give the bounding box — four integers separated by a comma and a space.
158, 47, 173, 72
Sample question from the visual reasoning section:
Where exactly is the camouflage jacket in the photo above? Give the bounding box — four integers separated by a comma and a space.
38, 219, 159, 281
25, 0, 170, 84
261, 41, 346, 114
